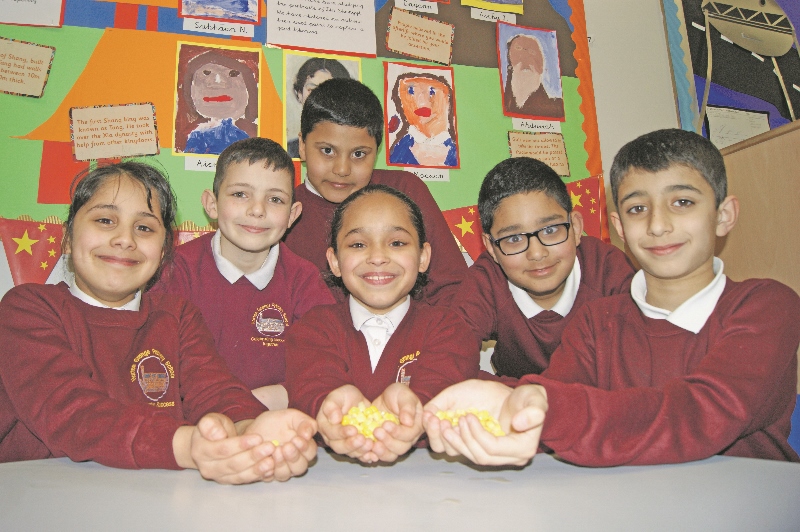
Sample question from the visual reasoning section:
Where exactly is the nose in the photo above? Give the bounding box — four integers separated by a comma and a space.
333, 154, 351, 177
367, 244, 389, 266
647, 204, 672, 236
110, 225, 136, 249
247, 197, 267, 218
525, 235, 548, 261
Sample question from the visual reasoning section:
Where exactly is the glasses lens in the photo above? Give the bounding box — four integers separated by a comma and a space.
538, 224, 568, 246
499, 234, 529, 255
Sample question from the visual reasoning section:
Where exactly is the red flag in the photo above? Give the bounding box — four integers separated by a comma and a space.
175, 229, 215, 246
441, 205, 485, 261
566, 175, 610, 243
0, 218, 64, 285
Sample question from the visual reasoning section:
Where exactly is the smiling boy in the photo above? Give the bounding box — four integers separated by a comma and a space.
454, 157, 634, 378
424, 129, 800, 466
283, 78, 467, 306
156, 138, 335, 410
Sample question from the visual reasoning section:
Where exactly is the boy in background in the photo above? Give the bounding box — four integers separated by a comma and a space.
157, 138, 335, 410
283, 78, 467, 306
455, 157, 634, 379
424, 129, 800, 466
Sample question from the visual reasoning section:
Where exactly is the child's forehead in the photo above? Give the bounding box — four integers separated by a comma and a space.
618, 164, 711, 195
89, 174, 159, 212
220, 161, 294, 190
308, 121, 376, 147
495, 190, 567, 218
345, 193, 413, 226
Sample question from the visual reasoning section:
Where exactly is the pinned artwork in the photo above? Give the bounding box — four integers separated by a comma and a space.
284, 52, 360, 159
0, 0, 64, 27
497, 22, 564, 121
385, 62, 459, 169
386, 8, 455, 65
70, 103, 159, 161
0, 218, 64, 286
462, 0, 522, 15
0, 38, 55, 98
508, 131, 569, 176
441, 205, 484, 261
179, 0, 260, 24
174, 43, 260, 155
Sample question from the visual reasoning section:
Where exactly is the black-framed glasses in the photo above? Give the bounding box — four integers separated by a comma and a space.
488, 223, 571, 256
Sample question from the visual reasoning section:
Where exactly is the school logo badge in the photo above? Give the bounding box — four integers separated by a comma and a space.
131, 349, 175, 402
252, 303, 289, 337
396, 350, 420, 386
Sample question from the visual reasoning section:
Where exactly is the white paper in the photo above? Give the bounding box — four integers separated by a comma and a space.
412, 169, 449, 182
183, 18, 255, 37
396, 0, 438, 15
706, 106, 770, 149
471, 8, 515, 24
512, 118, 562, 133
184, 155, 218, 172
0, 0, 63, 27
267, 0, 376, 57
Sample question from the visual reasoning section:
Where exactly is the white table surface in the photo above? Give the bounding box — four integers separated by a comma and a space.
1, 448, 798, 531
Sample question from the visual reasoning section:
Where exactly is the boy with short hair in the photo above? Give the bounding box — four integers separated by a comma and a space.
283, 78, 467, 306
157, 138, 335, 410
455, 157, 634, 378
424, 129, 800, 466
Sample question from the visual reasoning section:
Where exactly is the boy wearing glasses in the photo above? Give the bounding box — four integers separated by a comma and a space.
455, 157, 634, 379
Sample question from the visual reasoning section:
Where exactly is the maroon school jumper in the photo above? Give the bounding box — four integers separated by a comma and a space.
285, 300, 478, 417
155, 236, 335, 389
523, 278, 800, 465
283, 169, 468, 306
455, 236, 634, 378
0, 283, 266, 468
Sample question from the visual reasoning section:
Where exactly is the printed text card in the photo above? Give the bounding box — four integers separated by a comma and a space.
0, 38, 55, 98
71, 104, 159, 161
509, 131, 569, 176
386, 8, 454, 65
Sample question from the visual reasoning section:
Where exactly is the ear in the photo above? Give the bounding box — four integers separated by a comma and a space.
287, 201, 302, 229
418, 242, 432, 273
326, 247, 342, 278
482, 233, 500, 263
298, 134, 307, 162
609, 211, 625, 243
569, 210, 584, 246
715, 195, 739, 238
201, 189, 218, 220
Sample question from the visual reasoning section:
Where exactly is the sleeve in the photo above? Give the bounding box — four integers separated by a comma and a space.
601, 242, 635, 295
0, 288, 183, 470
408, 309, 480, 404
404, 176, 468, 307
149, 248, 193, 298
526, 285, 800, 466
173, 299, 266, 424
292, 264, 337, 321
285, 308, 354, 417
452, 256, 500, 348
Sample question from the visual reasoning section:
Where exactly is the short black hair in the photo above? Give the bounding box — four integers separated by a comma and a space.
609, 128, 727, 207
293, 57, 351, 99
300, 78, 384, 147
65, 161, 177, 290
478, 157, 571, 234
213, 137, 295, 198
327, 184, 428, 297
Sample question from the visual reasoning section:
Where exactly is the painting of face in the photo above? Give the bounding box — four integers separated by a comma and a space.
508, 35, 544, 75
298, 69, 333, 104
191, 62, 250, 120
397, 77, 450, 137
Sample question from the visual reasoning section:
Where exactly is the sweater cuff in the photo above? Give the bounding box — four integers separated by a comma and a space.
132, 416, 185, 470
518, 375, 584, 446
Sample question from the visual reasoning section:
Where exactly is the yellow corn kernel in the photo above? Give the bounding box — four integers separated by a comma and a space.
271, 440, 280, 446
341, 402, 400, 440
435, 409, 505, 437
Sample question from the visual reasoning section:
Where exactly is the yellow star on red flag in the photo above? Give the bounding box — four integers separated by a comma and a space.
12, 230, 38, 255
570, 191, 583, 208
455, 216, 474, 237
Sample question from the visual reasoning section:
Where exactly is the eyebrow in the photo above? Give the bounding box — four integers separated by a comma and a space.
495, 214, 565, 236
619, 184, 705, 205
87, 203, 160, 222
344, 226, 413, 238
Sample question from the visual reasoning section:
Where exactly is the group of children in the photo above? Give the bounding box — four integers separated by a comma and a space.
0, 78, 797, 484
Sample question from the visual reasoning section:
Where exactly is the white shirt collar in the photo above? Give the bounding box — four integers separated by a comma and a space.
69, 276, 141, 311
211, 230, 279, 290
631, 257, 727, 334
509, 258, 581, 318
350, 296, 411, 372
304, 179, 322, 198
407, 125, 452, 146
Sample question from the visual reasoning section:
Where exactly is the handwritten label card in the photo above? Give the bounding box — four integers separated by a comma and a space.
386, 8, 454, 65
184, 156, 218, 172
267, 0, 376, 57
509, 131, 570, 176
70, 103, 159, 161
512, 118, 562, 133
0, 0, 64, 27
183, 18, 255, 37
396, 0, 438, 15
0, 38, 55, 98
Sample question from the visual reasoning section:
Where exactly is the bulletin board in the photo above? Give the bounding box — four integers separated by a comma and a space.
0, 0, 604, 288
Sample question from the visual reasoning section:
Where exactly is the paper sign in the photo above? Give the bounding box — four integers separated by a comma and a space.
386, 8, 454, 65
70, 103, 160, 161
462, 0, 522, 15
396, 0, 438, 14
267, 0, 376, 57
0, 38, 55, 98
0, 0, 64, 27
184, 156, 218, 172
512, 118, 561, 133
508, 131, 570, 176
471, 8, 515, 24
706, 105, 770, 149
412, 169, 450, 182
182, 18, 255, 37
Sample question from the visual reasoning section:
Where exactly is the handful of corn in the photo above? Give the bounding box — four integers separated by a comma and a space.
435, 409, 505, 437
342, 403, 399, 440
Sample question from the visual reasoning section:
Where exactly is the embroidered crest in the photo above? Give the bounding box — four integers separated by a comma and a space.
252, 303, 289, 337
137, 355, 169, 401
396, 350, 420, 386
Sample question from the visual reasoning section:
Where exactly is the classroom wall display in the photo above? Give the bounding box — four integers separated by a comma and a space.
662, 0, 800, 140
0, 0, 605, 291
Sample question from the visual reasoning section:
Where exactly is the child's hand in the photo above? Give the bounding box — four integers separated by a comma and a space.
177, 413, 277, 484
422, 380, 548, 467
317, 385, 378, 463
370, 383, 423, 462
242, 409, 318, 481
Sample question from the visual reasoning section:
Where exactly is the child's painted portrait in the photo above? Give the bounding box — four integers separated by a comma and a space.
174, 44, 259, 155
385, 62, 459, 169
497, 22, 565, 121
179, 0, 260, 24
